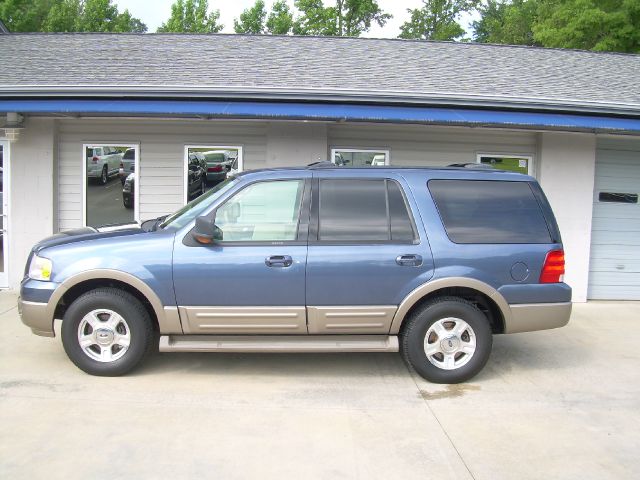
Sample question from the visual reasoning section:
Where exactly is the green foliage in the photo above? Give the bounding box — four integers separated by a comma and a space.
292, 0, 391, 36
0, 0, 53, 32
157, 0, 223, 33
0, 0, 147, 32
266, 0, 294, 34
399, 0, 478, 41
234, 0, 267, 33
472, 0, 538, 45
473, 0, 640, 53
533, 0, 640, 52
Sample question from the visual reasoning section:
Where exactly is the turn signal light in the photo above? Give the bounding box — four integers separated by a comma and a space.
540, 249, 565, 283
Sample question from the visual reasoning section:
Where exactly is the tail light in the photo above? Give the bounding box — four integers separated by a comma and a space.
92, 156, 99, 163
208, 165, 223, 173
540, 249, 565, 283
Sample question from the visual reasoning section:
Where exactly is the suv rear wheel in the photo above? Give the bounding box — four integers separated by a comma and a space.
400, 296, 492, 384
61, 288, 154, 376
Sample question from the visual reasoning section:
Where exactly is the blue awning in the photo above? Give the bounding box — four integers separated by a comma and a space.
1, 99, 639, 134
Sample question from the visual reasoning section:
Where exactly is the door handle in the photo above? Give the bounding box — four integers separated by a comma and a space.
265, 255, 293, 267
396, 254, 422, 267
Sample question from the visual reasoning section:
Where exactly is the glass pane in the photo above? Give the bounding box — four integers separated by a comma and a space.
479, 156, 529, 175
388, 181, 416, 241
319, 180, 388, 241
428, 180, 552, 244
215, 180, 303, 242
598, 192, 638, 204
86, 145, 136, 227
333, 150, 387, 167
186, 147, 241, 200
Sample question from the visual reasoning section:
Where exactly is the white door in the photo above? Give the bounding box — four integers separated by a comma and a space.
0, 140, 8, 288
589, 144, 640, 299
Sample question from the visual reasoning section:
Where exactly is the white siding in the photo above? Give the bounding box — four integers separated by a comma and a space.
328, 123, 537, 166
57, 119, 268, 230
589, 138, 640, 299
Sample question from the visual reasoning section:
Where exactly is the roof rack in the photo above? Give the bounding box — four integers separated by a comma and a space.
447, 162, 494, 169
307, 160, 335, 169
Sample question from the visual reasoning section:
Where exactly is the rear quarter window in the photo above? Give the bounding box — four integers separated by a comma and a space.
428, 180, 552, 244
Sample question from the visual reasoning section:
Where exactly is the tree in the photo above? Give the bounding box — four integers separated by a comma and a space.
472, 0, 538, 45
533, 0, 640, 53
157, 0, 223, 33
266, 0, 294, 34
0, 0, 53, 31
399, 0, 478, 41
292, 0, 391, 36
42, 0, 79, 32
234, 0, 267, 33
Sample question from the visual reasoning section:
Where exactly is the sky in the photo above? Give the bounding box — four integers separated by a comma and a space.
113, 0, 477, 37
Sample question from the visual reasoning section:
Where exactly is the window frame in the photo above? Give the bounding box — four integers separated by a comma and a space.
82, 142, 140, 227
476, 152, 534, 176
309, 178, 419, 245
330, 148, 391, 167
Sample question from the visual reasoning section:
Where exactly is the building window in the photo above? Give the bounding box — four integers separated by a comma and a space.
83, 144, 138, 228
476, 153, 533, 175
184, 146, 243, 204
331, 148, 390, 167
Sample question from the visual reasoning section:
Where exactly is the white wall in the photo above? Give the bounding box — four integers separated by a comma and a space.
538, 132, 597, 302
8, 118, 57, 289
266, 122, 327, 167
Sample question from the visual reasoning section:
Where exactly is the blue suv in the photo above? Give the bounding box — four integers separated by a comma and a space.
19, 163, 571, 383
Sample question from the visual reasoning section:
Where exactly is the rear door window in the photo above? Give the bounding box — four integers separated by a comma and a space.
428, 180, 552, 244
317, 179, 416, 242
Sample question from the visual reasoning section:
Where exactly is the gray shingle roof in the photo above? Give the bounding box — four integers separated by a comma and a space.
0, 33, 638, 116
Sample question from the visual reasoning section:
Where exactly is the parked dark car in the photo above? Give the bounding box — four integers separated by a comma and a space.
20, 163, 571, 382
119, 148, 136, 185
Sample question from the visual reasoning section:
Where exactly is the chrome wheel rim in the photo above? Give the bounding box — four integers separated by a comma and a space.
424, 317, 476, 370
77, 309, 131, 362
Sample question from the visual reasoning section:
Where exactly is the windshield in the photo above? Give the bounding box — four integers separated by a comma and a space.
159, 177, 238, 230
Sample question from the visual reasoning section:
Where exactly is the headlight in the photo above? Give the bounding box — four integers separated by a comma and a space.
29, 255, 53, 281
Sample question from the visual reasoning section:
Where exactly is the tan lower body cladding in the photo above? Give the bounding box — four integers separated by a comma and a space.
178, 306, 398, 335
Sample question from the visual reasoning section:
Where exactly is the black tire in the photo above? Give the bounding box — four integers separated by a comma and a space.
400, 296, 492, 384
123, 197, 132, 209
99, 165, 108, 185
61, 288, 154, 376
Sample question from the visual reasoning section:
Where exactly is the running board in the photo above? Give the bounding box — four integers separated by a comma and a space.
159, 335, 399, 353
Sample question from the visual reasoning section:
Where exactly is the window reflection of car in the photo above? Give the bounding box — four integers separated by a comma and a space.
370, 154, 386, 166
87, 146, 122, 185
186, 153, 207, 199
334, 153, 350, 166
119, 148, 136, 185
202, 150, 229, 186
122, 172, 135, 209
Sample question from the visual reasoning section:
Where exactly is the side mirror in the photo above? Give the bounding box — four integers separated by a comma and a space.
192, 215, 222, 245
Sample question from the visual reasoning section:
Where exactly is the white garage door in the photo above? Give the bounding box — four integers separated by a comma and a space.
589, 142, 640, 299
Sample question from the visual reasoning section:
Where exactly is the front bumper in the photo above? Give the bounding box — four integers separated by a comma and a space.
505, 302, 572, 334
18, 296, 54, 337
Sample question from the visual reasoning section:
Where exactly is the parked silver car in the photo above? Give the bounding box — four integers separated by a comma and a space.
86, 146, 122, 185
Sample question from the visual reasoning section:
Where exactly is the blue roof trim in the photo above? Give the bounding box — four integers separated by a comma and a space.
2, 99, 639, 133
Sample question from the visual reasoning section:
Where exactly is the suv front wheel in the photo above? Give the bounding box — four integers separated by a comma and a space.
61, 288, 154, 376
400, 296, 492, 384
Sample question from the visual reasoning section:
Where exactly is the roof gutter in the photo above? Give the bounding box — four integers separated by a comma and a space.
1, 85, 639, 118
1, 99, 640, 135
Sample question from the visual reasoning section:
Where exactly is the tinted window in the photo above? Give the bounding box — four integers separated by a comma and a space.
428, 180, 551, 244
318, 179, 416, 242
598, 192, 638, 204
388, 181, 415, 241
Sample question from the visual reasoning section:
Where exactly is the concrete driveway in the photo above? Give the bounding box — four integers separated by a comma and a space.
1, 292, 638, 480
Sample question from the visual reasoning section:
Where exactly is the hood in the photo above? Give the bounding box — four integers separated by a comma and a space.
34, 224, 143, 253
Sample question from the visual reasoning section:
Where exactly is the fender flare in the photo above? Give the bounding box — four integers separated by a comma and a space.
388, 277, 512, 334
47, 269, 181, 334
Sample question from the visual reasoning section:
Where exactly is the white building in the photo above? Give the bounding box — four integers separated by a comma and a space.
0, 33, 639, 301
